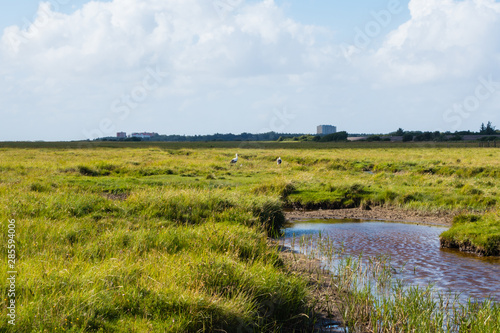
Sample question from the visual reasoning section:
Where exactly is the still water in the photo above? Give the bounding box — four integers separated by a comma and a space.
283, 220, 500, 302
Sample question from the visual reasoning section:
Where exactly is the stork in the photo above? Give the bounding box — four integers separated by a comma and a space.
230, 154, 238, 164
277, 157, 282, 165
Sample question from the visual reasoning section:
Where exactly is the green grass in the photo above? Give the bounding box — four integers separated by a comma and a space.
440, 212, 500, 256
1, 195, 306, 332
0, 146, 309, 331
0, 142, 499, 331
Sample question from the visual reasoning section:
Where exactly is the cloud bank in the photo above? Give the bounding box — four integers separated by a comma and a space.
1, 0, 500, 140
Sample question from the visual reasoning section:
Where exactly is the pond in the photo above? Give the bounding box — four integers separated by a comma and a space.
283, 220, 500, 302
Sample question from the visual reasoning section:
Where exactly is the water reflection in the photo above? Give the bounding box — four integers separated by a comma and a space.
283, 220, 500, 302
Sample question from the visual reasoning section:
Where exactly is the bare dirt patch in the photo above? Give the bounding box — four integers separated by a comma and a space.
285, 206, 454, 226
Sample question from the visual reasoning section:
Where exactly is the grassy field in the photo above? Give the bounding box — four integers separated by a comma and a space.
0, 142, 499, 331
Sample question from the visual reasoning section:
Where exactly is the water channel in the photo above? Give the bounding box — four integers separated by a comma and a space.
282, 220, 500, 302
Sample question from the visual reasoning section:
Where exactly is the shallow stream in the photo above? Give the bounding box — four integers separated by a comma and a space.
283, 220, 500, 302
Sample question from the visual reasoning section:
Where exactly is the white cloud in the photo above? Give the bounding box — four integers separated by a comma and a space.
0, 0, 499, 140
1, 0, 330, 78
1, 0, 336, 140
371, 0, 500, 84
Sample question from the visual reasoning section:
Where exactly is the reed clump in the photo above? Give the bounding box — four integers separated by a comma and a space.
290, 234, 500, 333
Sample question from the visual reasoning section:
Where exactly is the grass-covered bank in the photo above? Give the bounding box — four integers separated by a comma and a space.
1, 188, 315, 331
440, 212, 500, 256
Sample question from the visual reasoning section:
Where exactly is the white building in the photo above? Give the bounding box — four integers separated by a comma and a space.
317, 125, 337, 135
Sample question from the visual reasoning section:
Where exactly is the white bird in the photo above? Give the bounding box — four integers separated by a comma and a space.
277, 157, 282, 165
230, 154, 238, 164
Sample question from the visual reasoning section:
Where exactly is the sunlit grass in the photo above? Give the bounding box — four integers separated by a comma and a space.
441, 212, 500, 256
0, 143, 498, 331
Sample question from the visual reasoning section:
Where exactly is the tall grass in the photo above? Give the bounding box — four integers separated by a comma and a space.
289, 234, 500, 332
440, 212, 500, 256
0, 148, 311, 332
0, 144, 498, 331
0, 214, 307, 331
333, 255, 500, 333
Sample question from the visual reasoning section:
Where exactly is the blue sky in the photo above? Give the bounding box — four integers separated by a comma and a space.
276, 0, 411, 37
1, 0, 499, 141
0, 1, 92, 27
1, 1, 408, 30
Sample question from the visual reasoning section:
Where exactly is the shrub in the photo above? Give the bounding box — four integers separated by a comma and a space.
77, 165, 99, 176
367, 135, 381, 142
249, 199, 286, 237
402, 134, 413, 142
319, 131, 348, 142
30, 183, 49, 192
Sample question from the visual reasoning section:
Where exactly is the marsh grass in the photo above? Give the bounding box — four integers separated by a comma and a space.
440, 212, 500, 256
0, 144, 499, 331
0, 148, 312, 332
289, 234, 500, 333
1, 213, 307, 332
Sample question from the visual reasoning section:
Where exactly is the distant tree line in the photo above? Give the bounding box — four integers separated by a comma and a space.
276, 131, 348, 142
95, 122, 498, 143
97, 132, 306, 142
390, 121, 498, 142
480, 121, 496, 135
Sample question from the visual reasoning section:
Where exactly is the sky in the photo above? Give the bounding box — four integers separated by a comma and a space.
1, 0, 499, 141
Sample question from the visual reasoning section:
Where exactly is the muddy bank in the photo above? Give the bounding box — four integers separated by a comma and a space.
285, 206, 453, 226
440, 238, 499, 257
276, 245, 345, 332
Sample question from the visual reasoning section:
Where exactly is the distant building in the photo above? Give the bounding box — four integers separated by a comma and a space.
117, 132, 127, 138
317, 125, 337, 135
130, 132, 158, 139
